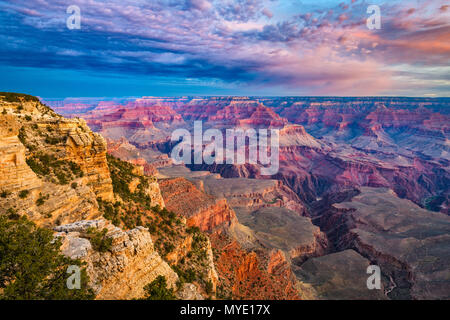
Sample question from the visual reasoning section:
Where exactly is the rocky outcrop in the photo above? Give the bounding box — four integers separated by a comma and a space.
0, 114, 42, 192
211, 233, 300, 300
0, 97, 118, 227
176, 283, 204, 300
314, 187, 450, 300
235, 207, 328, 265
159, 177, 236, 232
55, 219, 179, 300
65, 125, 114, 202
295, 250, 387, 300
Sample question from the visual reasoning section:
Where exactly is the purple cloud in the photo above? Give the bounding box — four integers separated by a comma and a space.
0, 0, 448, 96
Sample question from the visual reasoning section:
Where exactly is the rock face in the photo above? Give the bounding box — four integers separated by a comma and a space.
295, 250, 387, 300
176, 283, 204, 300
236, 207, 328, 265
157, 169, 301, 300
55, 219, 179, 300
0, 114, 41, 192
65, 125, 114, 202
159, 177, 236, 232
0, 100, 112, 227
51, 96, 449, 214
211, 234, 300, 300
1, 94, 184, 301
314, 188, 450, 300
40, 95, 450, 300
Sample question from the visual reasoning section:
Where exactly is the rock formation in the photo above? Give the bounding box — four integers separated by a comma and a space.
55, 219, 179, 300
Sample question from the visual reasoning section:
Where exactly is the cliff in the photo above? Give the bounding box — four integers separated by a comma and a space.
159, 177, 237, 232
55, 219, 179, 300
0, 94, 207, 300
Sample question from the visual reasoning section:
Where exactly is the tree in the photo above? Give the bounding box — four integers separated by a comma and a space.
0, 215, 94, 300
142, 276, 176, 300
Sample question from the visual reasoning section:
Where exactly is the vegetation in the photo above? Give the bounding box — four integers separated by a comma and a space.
6, 208, 20, 220
26, 152, 83, 185
142, 276, 176, 300
0, 191, 10, 198
107, 154, 151, 204
36, 193, 49, 206
0, 92, 40, 103
18, 127, 27, 145
0, 215, 94, 300
44, 136, 64, 145
86, 227, 113, 253
18, 190, 29, 199
103, 155, 213, 294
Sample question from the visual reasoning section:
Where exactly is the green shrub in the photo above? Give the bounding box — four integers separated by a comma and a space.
0, 92, 40, 103
71, 182, 78, 189
87, 228, 113, 253
26, 157, 50, 176
18, 190, 29, 199
6, 208, 20, 220
25, 115, 32, 121
45, 136, 63, 145
55, 170, 68, 185
0, 215, 94, 300
18, 127, 27, 145
36, 193, 49, 206
142, 276, 176, 300
205, 281, 214, 295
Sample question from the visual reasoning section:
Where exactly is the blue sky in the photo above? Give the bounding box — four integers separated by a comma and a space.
0, 0, 448, 98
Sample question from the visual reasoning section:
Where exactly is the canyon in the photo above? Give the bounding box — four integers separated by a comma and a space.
1, 93, 448, 300
45, 95, 449, 299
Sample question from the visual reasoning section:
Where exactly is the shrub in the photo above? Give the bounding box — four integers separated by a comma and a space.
18, 127, 27, 145
0, 215, 94, 300
18, 190, 29, 199
26, 157, 50, 176
0, 92, 40, 103
25, 115, 32, 121
55, 170, 68, 185
6, 208, 20, 220
205, 281, 214, 295
86, 228, 113, 253
0, 191, 9, 198
36, 193, 49, 206
142, 276, 176, 300
71, 182, 78, 189
45, 136, 63, 145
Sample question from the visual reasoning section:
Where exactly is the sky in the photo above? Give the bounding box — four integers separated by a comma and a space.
0, 0, 449, 98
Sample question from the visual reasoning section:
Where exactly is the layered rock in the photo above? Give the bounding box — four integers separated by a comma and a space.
295, 250, 387, 300
65, 124, 114, 202
0, 114, 41, 192
314, 187, 450, 300
0, 100, 111, 227
159, 177, 236, 232
55, 219, 179, 300
236, 207, 328, 265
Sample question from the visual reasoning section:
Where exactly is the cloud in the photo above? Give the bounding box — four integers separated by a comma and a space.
187, 0, 212, 11
0, 0, 448, 96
